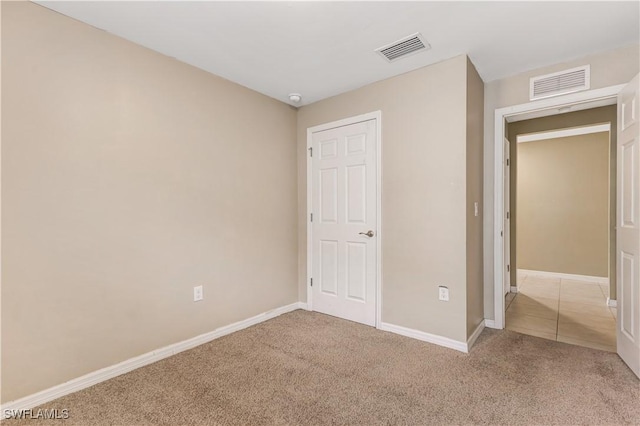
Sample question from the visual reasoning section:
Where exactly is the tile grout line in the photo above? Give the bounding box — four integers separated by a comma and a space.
513, 276, 615, 350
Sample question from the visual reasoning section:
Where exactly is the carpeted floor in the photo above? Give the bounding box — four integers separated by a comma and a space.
8, 310, 640, 425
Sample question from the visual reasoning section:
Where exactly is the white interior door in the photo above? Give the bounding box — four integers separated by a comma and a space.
617, 73, 640, 378
311, 119, 377, 326
504, 137, 511, 296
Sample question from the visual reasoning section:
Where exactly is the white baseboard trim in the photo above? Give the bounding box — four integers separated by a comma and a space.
379, 322, 468, 353
297, 302, 310, 311
518, 269, 608, 285
466, 320, 485, 351
1, 301, 306, 413
607, 298, 617, 307
510, 286, 519, 293
484, 319, 498, 329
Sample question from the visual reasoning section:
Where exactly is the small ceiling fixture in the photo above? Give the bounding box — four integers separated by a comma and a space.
288, 93, 302, 103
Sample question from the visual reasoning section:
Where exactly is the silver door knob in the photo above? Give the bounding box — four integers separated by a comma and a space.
359, 230, 374, 237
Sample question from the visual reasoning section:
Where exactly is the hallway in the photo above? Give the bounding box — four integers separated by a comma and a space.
506, 272, 616, 351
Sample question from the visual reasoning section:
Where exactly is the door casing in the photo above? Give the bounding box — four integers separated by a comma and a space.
504, 137, 511, 296
306, 111, 382, 328
492, 84, 625, 329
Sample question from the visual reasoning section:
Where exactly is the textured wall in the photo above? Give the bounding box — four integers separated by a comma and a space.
2, 2, 298, 402
297, 56, 472, 342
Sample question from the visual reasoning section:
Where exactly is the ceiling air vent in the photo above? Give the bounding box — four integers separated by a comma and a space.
530, 65, 590, 101
375, 32, 430, 62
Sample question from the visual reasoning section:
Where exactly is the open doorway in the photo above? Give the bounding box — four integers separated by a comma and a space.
494, 77, 640, 378
504, 106, 616, 351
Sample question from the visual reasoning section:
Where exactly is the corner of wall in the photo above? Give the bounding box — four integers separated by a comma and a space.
2, 1, 299, 402
466, 57, 485, 338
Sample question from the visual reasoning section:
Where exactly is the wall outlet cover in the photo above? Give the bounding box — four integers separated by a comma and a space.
193, 285, 204, 302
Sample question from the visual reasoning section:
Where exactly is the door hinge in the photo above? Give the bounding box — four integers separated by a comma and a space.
308, 147, 313, 157
501, 231, 503, 237
310, 213, 313, 222
506, 158, 510, 166
310, 278, 313, 287
507, 211, 510, 219
507, 264, 510, 272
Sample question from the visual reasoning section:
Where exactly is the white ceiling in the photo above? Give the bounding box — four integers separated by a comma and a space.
35, 1, 640, 106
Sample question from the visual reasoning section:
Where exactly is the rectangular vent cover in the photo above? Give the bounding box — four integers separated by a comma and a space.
375, 33, 430, 62
530, 65, 590, 100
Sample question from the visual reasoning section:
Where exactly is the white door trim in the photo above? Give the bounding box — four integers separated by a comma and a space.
306, 111, 382, 328
516, 123, 611, 143
493, 85, 624, 329
503, 137, 511, 297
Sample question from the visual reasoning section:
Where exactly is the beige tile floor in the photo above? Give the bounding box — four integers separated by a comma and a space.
506, 272, 617, 352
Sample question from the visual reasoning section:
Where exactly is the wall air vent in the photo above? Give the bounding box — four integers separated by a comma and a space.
375, 32, 430, 62
530, 65, 590, 101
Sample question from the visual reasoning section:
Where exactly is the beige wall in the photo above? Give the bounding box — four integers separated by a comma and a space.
466, 59, 484, 338
507, 105, 617, 297
517, 132, 610, 277
2, 2, 298, 402
298, 55, 482, 343
483, 44, 640, 319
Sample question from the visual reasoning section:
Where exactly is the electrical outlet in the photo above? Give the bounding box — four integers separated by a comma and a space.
438, 286, 449, 302
193, 285, 203, 302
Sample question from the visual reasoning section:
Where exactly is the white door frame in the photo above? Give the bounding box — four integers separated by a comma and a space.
306, 111, 382, 328
503, 137, 511, 296
492, 85, 624, 329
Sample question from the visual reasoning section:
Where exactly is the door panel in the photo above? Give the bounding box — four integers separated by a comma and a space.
311, 119, 377, 326
346, 134, 366, 155
320, 139, 338, 159
620, 251, 634, 339
346, 165, 367, 223
346, 242, 367, 301
621, 141, 636, 227
617, 73, 640, 378
319, 168, 338, 223
319, 240, 338, 295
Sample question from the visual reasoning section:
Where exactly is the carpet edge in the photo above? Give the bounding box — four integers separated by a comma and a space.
1, 301, 306, 413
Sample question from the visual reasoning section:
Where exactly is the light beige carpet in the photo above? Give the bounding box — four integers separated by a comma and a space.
8, 310, 640, 425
